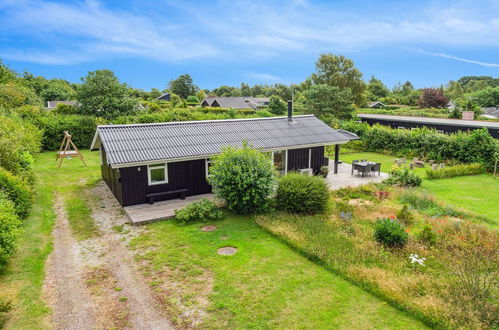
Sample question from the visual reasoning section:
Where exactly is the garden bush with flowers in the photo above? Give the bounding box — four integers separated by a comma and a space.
256, 183, 499, 329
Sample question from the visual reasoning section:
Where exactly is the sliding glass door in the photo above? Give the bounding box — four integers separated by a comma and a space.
273, 150, 287, 176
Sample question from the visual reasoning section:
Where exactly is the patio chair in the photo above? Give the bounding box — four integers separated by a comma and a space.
372, 162, 381, 176
362, 164, 374, 177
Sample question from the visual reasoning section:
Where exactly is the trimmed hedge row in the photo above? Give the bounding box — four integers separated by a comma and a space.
425, 163, 485, 180
341, 121, 498, 169
30, 108, 262, 151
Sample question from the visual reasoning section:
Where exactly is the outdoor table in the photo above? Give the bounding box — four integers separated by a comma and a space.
351, 161, 377, 177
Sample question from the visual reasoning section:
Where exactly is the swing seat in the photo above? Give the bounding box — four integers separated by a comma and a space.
57, 150, 79, 158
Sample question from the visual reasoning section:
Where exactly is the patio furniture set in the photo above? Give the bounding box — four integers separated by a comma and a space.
351, 159, 382, 177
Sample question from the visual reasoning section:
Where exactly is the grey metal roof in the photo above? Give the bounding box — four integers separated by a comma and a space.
91, 115, 358, 167
358, 113, 499, 129
46, 100, 78, 108
483, 107, 499, 118
202, 97, 269, 109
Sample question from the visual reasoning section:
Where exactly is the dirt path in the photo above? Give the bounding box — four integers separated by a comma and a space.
43, 196, 97, 330
44, 185, 173, 329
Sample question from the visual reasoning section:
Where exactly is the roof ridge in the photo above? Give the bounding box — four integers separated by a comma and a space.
97, 115, 315, 129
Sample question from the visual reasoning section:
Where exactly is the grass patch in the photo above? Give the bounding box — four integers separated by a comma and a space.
65, 189, 99, 240
0, 151, 100, 328
131, 216, 425, 329
256, 186, 499, 329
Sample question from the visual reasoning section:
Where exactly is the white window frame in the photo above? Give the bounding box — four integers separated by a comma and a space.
205, 159, 213, 178
397, 126, 405, 130
147, 163, 168, 185
437, 130, 444, 134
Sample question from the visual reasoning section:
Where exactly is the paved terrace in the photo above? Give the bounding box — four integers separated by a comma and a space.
124, 162, 388, 225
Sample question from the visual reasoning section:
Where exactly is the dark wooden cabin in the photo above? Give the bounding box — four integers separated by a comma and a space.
358, 113, 499, 138
91, 115, 358, 207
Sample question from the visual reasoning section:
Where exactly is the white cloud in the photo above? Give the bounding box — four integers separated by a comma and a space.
417, 50, 499, 68
246, 72, 283, 82
0, 0, 218, 64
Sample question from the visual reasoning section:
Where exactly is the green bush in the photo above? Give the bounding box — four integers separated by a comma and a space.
209, 142, 275, 214
275, 172, 329, 214
0, 193, 21, 270
384, 168, 422, 187
426, 163, 484, 179
0, 115, 41, 180
417, 224, 437, 246
0, 168, 33, 218
374, 218, 408, 247
31, 113, 103, 150
174, 198, 223, 224
396, 204, 414, 225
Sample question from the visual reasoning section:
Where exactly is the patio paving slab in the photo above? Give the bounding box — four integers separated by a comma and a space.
326, 162, 389, 190
124, 193, 215, 225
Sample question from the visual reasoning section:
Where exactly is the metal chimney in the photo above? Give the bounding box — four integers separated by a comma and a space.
287, 101, 293, 121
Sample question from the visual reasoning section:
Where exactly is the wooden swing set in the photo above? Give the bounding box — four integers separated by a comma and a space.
56, 131, 86, 168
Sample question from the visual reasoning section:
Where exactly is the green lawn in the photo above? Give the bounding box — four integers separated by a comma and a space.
132, 216, 426, 329
421, 175, 499, 224
339, 152, 498, 227
0, 151, 100, 329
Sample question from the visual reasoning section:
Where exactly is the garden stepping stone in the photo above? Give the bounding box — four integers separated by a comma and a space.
201, 225, 217, 232
217, 246, 237, 255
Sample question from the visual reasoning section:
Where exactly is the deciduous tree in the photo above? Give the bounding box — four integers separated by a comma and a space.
76, 70, 139, 119
168, 74, 198, 99
303, 84, 354, 122
310, 54, 366, 106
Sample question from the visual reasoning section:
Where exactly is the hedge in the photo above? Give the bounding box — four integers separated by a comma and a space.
0, 192, 21, 270
0, 168, 33, 219
31, 114, 104, 150
425, 163, 485, 180
341, 121, 499, 169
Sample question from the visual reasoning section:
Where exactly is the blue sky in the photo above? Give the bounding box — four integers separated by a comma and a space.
1, 0, 498, 90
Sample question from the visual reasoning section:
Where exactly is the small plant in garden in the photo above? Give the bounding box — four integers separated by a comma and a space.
0, 299, 12, 328
208, 142, 275, 214
174, 199, 224, 224
416, 224, 438, 245
396, 205, 414, 225
374, 218, 408, 247
384, 168, 422, 187
319, 165, 329, 178
408, 253, 426, 267
375, 190, 389, 200
275, 172, 329, 214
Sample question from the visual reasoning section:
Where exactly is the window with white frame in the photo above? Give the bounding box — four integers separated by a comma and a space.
205, 159, 213, 178
397, 126, 405, 130
437, 130, 444, 134
148, 163, 168, 185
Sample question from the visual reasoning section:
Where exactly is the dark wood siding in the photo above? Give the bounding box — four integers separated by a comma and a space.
287, 146, 328, 174
361, 118, 499, 139
287, 148, 309, 171
120, 159, 212, 206
311, 146, 328, 174
100, 146, 123, 205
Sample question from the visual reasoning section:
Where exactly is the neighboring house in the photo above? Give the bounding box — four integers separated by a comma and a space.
482, 107, 499, 118
358, 113, 499, 138
156, 93, 170, 101
201, 97, 270, 110
91, 114, 358, 207
46, 100, 78, 109
368, 101, 386, 109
